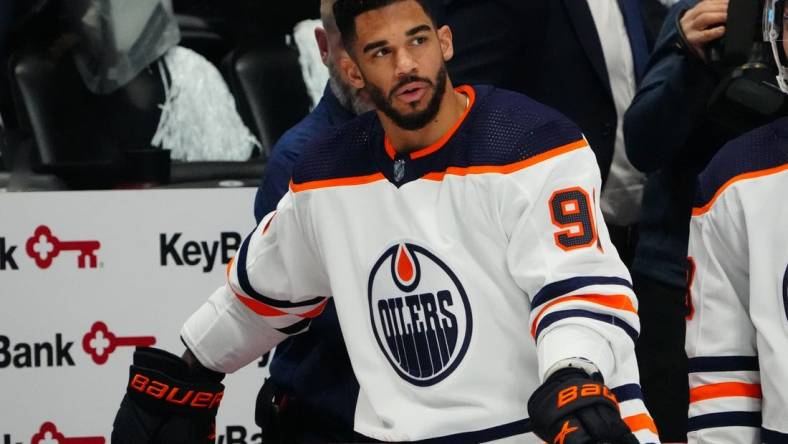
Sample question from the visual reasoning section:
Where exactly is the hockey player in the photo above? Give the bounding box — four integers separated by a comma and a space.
685, 1, 788, 442
111, 0, 658, 442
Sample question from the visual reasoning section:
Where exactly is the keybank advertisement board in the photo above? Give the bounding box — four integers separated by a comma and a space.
0, 188, 271, 443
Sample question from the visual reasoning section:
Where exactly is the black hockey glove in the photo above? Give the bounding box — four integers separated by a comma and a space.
527, 368, 639, 444
111, 347, 225, 444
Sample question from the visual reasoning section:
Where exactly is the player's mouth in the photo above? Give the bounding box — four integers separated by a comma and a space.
395, 81, 429, 104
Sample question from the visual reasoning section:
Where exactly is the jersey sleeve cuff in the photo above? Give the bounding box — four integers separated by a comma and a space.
536, 324, 615, 383
181, 285, 288, 373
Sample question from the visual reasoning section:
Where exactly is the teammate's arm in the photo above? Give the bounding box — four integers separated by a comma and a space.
686, 192, 760, 444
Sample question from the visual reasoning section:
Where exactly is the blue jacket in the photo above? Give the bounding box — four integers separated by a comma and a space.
254, 85, 359, 436
254, 85, 356, 220
624, 0, 736, 287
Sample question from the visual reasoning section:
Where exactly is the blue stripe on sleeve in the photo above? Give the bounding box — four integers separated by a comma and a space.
688, 411, 762, 432
532, 276, 633, 308
611, 384, 643, 403
276, 318, 312, 335
688, 356, 759, 373
762, 427, 788, 443
534, 309, 638, 342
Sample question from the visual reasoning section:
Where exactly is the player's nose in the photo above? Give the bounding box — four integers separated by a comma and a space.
393, 48, 418, 77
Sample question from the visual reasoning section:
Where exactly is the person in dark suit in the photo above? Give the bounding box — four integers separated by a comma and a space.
442, 0, 659, 264
442, 0, 654, 181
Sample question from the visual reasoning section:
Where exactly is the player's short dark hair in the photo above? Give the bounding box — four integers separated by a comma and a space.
333, 0, 438, 53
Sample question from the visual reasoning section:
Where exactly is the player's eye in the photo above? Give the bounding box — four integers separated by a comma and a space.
412, 36, 427, 46
373, 47, 391, 58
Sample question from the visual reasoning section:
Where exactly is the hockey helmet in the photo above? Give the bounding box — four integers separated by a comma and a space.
764, 0, 788, 92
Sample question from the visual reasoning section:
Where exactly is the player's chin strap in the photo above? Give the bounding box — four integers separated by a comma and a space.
544, 357, 602, 381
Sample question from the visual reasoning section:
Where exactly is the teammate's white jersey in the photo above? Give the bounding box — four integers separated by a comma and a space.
687, 118, 788, 443
182, 85, 658, 443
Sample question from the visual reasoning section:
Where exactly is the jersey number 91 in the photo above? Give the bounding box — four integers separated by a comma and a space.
549, 187, 598, 251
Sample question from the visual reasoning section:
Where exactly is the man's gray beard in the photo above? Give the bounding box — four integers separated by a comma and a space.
328, 63, 372, 116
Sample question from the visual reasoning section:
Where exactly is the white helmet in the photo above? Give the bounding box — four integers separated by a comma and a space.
764, 0, 788, 93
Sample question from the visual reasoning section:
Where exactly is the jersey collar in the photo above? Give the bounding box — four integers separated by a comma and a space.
383, 85, 476, 161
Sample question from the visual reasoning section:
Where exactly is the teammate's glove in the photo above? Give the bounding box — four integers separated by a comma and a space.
111, 347, 225, 444
527, 368, 638, 444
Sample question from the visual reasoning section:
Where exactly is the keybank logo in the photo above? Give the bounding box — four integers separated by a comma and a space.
3, 423, 262, 444
0, 225, 101, 271
26, 225, 100, 269
0, 237, 18, 270
81, 321, 156, 365
1, 422, 105, 444
0, 321, 155, 369
31, 422, 104, 444
0, 334, 74, 368
159, 232, 241, 273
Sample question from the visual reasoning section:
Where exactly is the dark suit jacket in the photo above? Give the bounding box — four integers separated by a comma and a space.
440, 0, 659, 181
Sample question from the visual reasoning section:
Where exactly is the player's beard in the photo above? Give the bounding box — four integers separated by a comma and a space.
364, 64, 448, 131
328, 61, 373, 116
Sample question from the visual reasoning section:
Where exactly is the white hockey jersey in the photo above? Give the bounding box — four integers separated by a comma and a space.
687, 117, 788, 443
182, 85, 658, 443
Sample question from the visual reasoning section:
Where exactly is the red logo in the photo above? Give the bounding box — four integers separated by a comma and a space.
82, 321, 156, 365
31, 422, 104, 444
25, 225, 101, 269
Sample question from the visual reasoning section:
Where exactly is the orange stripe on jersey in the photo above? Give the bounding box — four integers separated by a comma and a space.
385, 85, 477, 160
262, 212, 276, 234
290, 172, 386, 193
299, 298, 329, 318
530, 293, 636, 338
226, 257, 235, 279
689, 382, 762, 403
290, 137, 587, 191
692, 163, 788, 216
234, 292, 329, 319
623, 414, 658, 434
235, 293, 289, 317
423, 139, 588, 181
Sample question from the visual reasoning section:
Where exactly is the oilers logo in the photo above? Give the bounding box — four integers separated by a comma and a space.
368, 242, 472, 386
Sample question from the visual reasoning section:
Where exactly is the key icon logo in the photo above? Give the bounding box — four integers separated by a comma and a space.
82, 321, 156, 365
25, 225, 100, 269
31, 422, 104, 444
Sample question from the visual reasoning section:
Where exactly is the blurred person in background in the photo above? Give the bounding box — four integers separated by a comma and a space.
7, 0, 258, 166
684, 2, 788, 440
623, 0, 784, 439
254, 0, 371, 222
63, 0, 261, 161
441, 0, 658, 266
251, 1, 373, 442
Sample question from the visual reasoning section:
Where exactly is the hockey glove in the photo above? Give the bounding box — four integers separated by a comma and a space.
527, 368, 638, 444
111, 347, 225, 444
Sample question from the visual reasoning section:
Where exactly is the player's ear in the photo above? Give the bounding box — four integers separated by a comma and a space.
314, 27, 330, 66
341, 56, 365, 90
437, 25, 454, 62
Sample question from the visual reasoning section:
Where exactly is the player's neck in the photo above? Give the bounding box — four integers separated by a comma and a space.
380, 81, 467, 155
